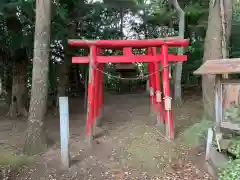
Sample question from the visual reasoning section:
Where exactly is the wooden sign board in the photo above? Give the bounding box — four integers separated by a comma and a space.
221, 82, 240, 128
115, 63, 135, 70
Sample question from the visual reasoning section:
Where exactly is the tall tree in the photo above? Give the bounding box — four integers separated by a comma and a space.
169, 0, 185, 105
24, 0, 52, 155
202, 0, 233, 120
3, 4, 32, 118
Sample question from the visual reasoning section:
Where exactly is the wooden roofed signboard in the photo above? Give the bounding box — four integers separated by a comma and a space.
194, 58, 240, 75
194, 58, 240, 131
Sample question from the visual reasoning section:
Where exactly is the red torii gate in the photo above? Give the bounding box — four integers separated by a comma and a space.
68, 38, 189, 142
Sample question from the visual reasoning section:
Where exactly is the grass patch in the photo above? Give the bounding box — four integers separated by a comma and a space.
0, 150, 33, 170
180, 119, 213, 147
219, 159, 240, 180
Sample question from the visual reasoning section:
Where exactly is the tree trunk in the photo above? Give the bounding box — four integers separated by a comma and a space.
6, 47, 29, 118
169, 0, 185, 105
223, 0, 233, 52
24, 0, 51, 155
7, 61, 28, 118
75, 65, 81, 93
220, 0, 232, 79
55, 2, 82, 113
120, 7, 124, 38
56, 54, 71, 111
69, 65, 79, 95
5, 65, 13, 107
0, 66, 3, 96
202, 0, 232, 120
0, 78, 2, 96
46, 61, 57, 113
2, 64, 10, 98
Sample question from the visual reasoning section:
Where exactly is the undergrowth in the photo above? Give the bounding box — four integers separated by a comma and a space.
228, 138, 240, 159
0, 150, 32, 179
219, 159, 240, 180
180, 119, 240, 180
181, 119, 212, 147
218, 138, 240, 180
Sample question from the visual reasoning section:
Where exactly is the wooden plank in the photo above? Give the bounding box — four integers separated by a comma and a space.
116, 63, 135, 70
59, 97, 70, 169
205, 162, 217, 178
215, 75, 222, 131
221, 79, 240, 84
221, 121, 240, 131
68, 37, 189, 48
206, 147, 228, 179
194, 58, 240, 75
222, 83, 240, 122
209, 147, 228, 169
205, 128, 214, 161
72, 54, 187, 64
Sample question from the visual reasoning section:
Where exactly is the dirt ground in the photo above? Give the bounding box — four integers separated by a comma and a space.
0, 92, 215, 180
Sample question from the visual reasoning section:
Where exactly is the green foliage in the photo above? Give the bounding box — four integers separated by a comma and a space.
219, 159, 240, 180
220, 136, 240, 179
182, 40, 204, 85
225, 105, 240, 123
228, 138, 240, 159
52, 3, 69, 44
184, 3, 208, 29
104, 64, 120, 91
0, 0, 35, 55
181, 119, 212, 146
103, 0, 137, 9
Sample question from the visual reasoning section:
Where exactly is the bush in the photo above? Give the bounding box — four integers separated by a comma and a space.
219, 159, 240, 180
181, 119, 212, 146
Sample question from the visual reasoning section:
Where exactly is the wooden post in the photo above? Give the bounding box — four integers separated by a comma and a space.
59, 96, 70, 169
96, 49, 103, 127
147, 48, 154, 115
97, 63, 104, 126
86, 45, 97, 146
205, 128, 214, 161
152, 61, 157, 116
0, 77, 2, 95
148, 64, 154, 109
152, 47, 163, 125
84, 67, 88, 111
162, 45, 174, 139
215, 75, 222, 140
92, 61, 99, 136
